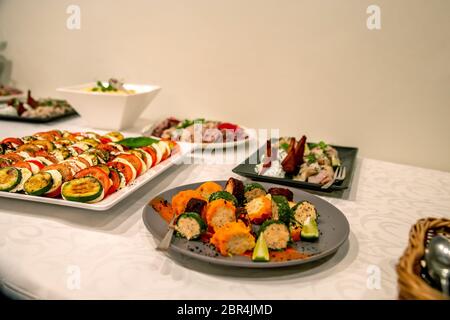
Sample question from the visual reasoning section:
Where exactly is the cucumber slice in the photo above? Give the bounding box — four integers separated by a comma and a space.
301, 216, 319, 241
61, 177, 103, 202
0, 167, 22, 192
24, 172, 53, 196
252, 233, 270, 262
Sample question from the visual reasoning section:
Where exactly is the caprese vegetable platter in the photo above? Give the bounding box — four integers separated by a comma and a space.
0, 130, 192, 210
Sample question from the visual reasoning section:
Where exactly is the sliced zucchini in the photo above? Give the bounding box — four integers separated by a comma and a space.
10, 168, 32, 193
44, 170, 63, 194
271, 195, 293, 224
24, 172, 53, 196
0, 167, 22, 192
61, 176, 103, 202
175, 212, 207, 240
301, 216, 319, 241
208, 191, 238, 206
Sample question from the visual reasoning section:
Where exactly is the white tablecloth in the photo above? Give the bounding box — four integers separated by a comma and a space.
0, 117, 449, 299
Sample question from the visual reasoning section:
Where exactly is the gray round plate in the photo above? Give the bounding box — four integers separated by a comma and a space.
143, 180, 350, 268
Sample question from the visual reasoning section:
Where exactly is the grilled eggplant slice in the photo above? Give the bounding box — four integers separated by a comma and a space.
61, 176, 103, 203
24, 172, 53, 196
184, 197, 208, 216
224, 177, 245, 205
0, 167, 22, 192
268, 187, 293, 201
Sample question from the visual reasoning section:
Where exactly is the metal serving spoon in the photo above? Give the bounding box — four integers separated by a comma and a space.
425, 235, 450, 296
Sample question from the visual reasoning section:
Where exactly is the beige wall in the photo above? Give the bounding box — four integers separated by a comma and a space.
1, 0, 449, 171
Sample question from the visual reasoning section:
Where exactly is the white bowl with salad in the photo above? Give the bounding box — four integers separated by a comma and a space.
57, 79, 160, 130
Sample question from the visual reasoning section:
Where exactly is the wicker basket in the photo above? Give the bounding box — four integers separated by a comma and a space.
397, 218, 450, 300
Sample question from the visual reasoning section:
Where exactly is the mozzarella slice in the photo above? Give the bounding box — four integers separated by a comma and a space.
26, 161, 40, 174
18, 151, 32, 159
36, 156, 54, 166
78, 154, 94, 166
139, 149, 153, 168
158, 141, 171, 159
136, 155, 147, 174
88, 189, 105, 203
10, 168, 32, 193
51, 150, 65, 162
71, 142, 91, 151
151, 143, 163, 165
108, 142, 124, 152
112, 158, 137, 182
44, 169, 63, 194
117, 171, 126, 190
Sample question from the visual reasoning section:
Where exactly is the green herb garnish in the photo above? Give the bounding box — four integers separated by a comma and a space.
117, 137, 159, 148
280, 142, 290, 151
177, 118, 205, 129
306, 154, 317, 164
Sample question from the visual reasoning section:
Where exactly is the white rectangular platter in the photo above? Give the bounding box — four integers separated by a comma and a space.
0, 142, 193, 211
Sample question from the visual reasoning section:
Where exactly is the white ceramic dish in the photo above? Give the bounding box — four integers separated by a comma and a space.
0, 142, 193, 211
57, 82, 161, 130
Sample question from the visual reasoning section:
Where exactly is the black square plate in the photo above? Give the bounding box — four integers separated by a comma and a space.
232, 142, 358, 193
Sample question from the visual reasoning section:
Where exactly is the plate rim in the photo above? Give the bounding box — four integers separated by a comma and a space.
143, 180, 350, 268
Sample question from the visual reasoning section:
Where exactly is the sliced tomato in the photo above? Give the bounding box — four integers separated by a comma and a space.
96, 143, 120, 154
76, 157, 91, 168
107, 168, 121, 195
35, 151, 57, 164
74, 167, 110, 194
14, 161, 32, 171
43, 163, 74, 182
45, 185, 62, 198
1, 137, 24, 147
99, 137, 112, 144
158, 141, 171, 161
141, 146, 157, 167
108, 161, 134, 185
26, 159, 45, 170
0, 158, 12, 168
115, 154, 142, 176
162, 138, 178, 150
34, 132, 56, 141
16, 143, 41, 156
71, 146, 84, 155
0, 153, 24, 164
47, 130, 62, 139
96, 164, 110, 175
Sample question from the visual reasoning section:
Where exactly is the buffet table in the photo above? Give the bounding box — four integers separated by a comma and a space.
0, 117, 449, 300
